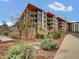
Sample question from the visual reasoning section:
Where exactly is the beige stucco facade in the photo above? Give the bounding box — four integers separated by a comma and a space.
70, 22, 79, 32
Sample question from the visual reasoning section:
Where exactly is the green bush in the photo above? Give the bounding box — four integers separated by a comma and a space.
47, 32, 53, 39
10, 35, 18, 39
9, 32, 19, 39
0, 25, 10, 36
5, 44, 33, 59
0, 30, 9, 36
36, 33, 45, 39
53, 32, 61, 39
40, 39, 56, 51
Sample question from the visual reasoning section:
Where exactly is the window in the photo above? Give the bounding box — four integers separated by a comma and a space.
30, 15, 34, 17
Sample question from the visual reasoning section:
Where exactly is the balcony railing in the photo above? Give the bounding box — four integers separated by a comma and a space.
48, 26, 53, 30
29, 12, 42, 16
47, 22, 53, 25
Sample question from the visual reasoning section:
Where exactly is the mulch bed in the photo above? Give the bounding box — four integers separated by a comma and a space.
0, 34, 66, 59
33, 35, 65, 59
33, 48, 58, 59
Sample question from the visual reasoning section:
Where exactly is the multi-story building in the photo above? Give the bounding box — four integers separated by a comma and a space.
53, 16, 58, 31
47, 12, 54, 32
19, 3, 48, 34
18, 3, 58, 34
18, 3, 79, 34
69, 22, 79, 32
57, 17, 68, 31
68, 22, 72, 32
47, 12, 58, 32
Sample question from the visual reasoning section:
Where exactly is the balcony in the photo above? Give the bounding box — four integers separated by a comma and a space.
47, 20, 53, 23
48, 26, 53, 30
29, 11, 42, 16
47, 23, 53, 25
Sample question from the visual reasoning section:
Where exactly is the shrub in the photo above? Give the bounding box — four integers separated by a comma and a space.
9, 32, 19, 39
47, 32, 53, 39
0, 30, 9, 36
40, 39, 56, 51
36, 33, 45, 39
5, 44, 33, 59
53, 32, 61, 39
10, 35, 18, 39
0, 25, 10, 36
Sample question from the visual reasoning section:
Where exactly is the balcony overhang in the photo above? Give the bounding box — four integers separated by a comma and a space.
57, 17, 65, 22
27, 3, 43, 12
47, 12, 55, 18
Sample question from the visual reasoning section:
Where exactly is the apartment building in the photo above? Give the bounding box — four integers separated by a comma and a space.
53, 16, 58, 31
47, 12, 58, 32
18, 3, 79, 34
18, 3, 58, 34
69, 22, 79, 32
57, 17, 68, 31
68, 22, 72, 32
19, 3, 48, 34
47, 12, 54, 32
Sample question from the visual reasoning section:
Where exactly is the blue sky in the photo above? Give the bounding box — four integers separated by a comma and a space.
0, 0, 79, 26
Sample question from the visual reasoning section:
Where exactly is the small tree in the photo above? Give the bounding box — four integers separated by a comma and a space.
1, 21, 10, 36
10, 11, 37, 39
9, 13, 23, 39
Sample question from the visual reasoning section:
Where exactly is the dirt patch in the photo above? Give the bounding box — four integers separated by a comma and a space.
34, 48, 58, 59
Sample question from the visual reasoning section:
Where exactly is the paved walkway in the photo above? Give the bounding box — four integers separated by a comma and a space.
28, 42, 40, 49
54, 33, 79, 59
0, 36, 13, 42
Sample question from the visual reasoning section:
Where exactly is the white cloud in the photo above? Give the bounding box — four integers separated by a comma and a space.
7, 22, 13, 26
66, 6, 73, 11
48, 2, 73, 12
0, 0, 9, 2
0, 22, 13, 26
0, 22, 3, 25
71, 21, 77, 22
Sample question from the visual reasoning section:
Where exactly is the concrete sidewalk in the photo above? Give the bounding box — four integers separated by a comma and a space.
54, 33, 79, 59
0, 36, 14, 42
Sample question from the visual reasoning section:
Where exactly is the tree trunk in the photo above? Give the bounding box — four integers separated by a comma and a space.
25, 31, 27, 40
19, 30, 22, 39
